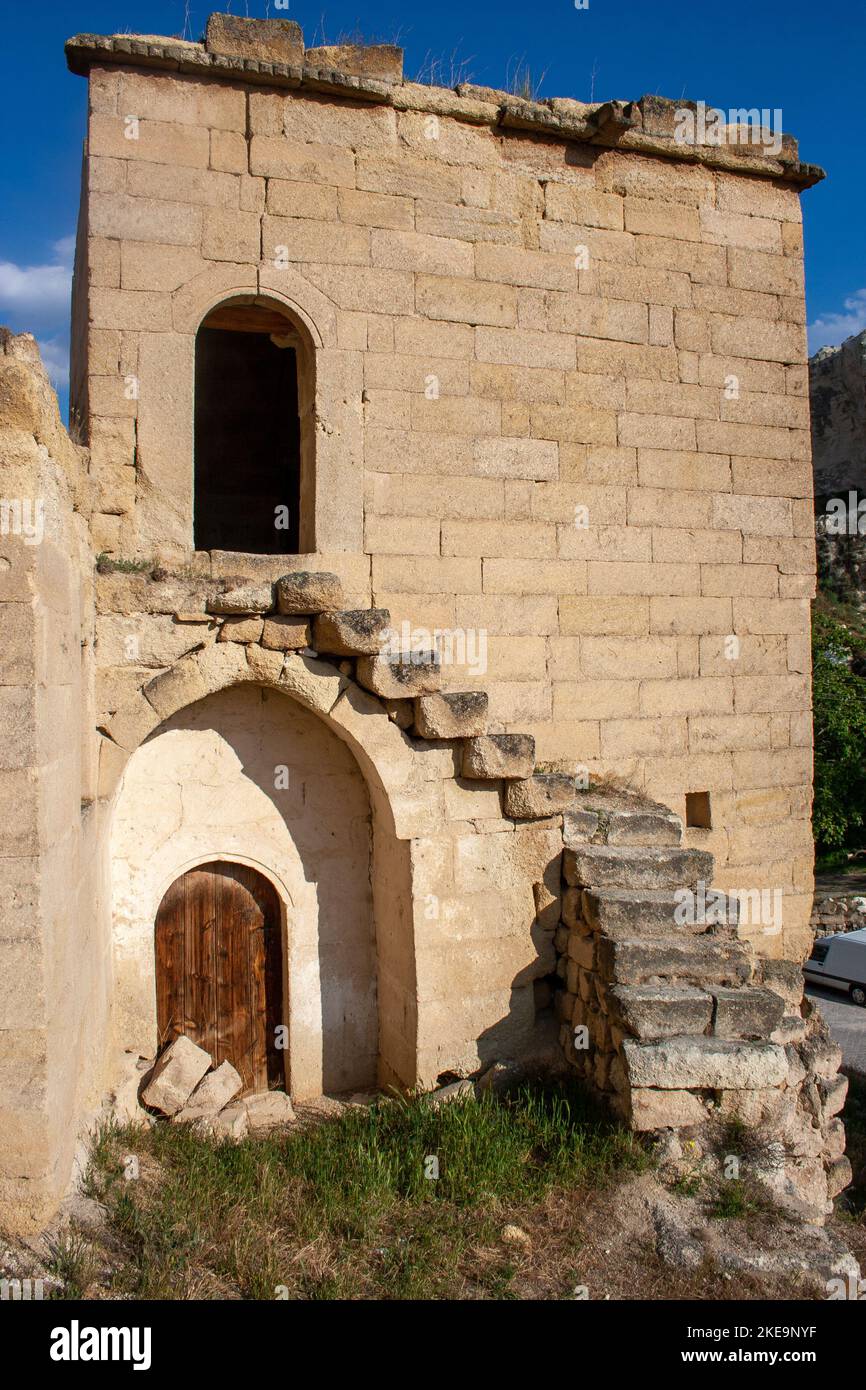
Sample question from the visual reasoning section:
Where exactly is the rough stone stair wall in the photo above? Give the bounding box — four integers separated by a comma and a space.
102, 565, 851, 1220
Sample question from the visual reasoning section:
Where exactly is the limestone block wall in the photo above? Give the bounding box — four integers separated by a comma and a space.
0, 333, 110, 1230
67, 24, 820, 966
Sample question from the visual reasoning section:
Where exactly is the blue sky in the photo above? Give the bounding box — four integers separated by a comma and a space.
1, 0, 864, 419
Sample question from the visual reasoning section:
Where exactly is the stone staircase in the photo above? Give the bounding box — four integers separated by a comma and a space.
202, 568, 849, 1218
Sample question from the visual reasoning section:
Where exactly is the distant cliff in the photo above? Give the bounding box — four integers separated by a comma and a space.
810, 329, 866, 499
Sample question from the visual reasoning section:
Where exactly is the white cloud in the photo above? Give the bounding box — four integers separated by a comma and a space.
0, 236, 75, 323
808, 288, 866, 354
37, 335, 70, 389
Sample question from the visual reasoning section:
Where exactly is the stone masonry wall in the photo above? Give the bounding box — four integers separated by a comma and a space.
67, 25, 819, 966
0, 333, 111, 1230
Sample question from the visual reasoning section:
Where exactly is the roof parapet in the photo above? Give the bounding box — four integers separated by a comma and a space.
63, 18, 824, 188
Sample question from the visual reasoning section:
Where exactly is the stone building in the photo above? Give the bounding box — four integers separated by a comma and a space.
0, 15, 849, 1232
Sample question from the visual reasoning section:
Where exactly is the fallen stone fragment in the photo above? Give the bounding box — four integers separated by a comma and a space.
243, 1090, 296, 1131
141, 1036, 212, 1116
173, 1061, 243, 1123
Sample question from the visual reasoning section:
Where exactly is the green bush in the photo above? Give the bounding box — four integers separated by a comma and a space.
812, 606, 866, 852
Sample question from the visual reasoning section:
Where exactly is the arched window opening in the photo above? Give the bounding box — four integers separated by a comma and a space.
194, 300, 311, 554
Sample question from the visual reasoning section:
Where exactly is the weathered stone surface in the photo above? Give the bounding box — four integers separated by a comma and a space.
141, 1036, 211, 1116
205, 13, 304, 64
503, 772, 575, 819
597, 935, 752, 986
312, 608, 391, 656
217, 616, 264, 644
243, 1090, 296, 1131
356, 651, 441, 699
461, 734, 535, 780
414, 691, 488, 739
207, 583, 273, 616
173, 1060, 243, 1122
261, 615, 311, 650
562, 808, 600, 842
306, 43, 403, 83
195, 1103, 250, 1142
819, 1073, 848, 1118
275, 571, 344, 615
608, 984, 714, 1039
712, 986, 785, 1040
567, 789, 682, 846
564, 844, 714, 891
582, 887, 737, 938
630, 1087, 708, 1130
623, 1037, 788, 1090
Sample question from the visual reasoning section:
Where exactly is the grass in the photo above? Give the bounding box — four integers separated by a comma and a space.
79, 1079, 649, 1300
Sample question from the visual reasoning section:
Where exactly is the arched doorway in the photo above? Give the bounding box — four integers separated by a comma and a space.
154, 861, 284, 1095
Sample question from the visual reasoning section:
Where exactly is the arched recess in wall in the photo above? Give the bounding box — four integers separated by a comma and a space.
103, 654, 435, 1095
193, 296, 316, 554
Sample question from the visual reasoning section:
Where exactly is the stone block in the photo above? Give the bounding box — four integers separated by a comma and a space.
275, 571, 344, 615
597, 935, 751, 987
207, 583, 274, 615
205, 13, 304, 64
261, 616, 311, 650
628, 1088, 708, 1130
564, 844, 713, 891
503, 773, 576, 819
141, 1036, 212, 1116
414, 691, 488, 739
305, 43, 403, 83
195, 1104, 249, 1142
622, 1037, 788, 1090
712, 987, 785, 1040
561, 808, 601, 842
312, 608, 392, 656
174, 1061, 243, 1122
243, 1091, 296, 1131
217, 616, 264, 644
608, 984, 714, 1039
461, 734, 535, 780
356, 651, 441, 699
582, 887, 738, 938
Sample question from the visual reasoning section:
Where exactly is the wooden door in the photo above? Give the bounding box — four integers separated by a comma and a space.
155, 861, 283, 1095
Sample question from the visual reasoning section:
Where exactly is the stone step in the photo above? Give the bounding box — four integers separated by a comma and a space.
414, 691, 488, 739
503, 772, 576, 819
607, 984, 714, 1039
564, 843, 713, 891
622, 1036, 788, 1090
564, 795, 682, 847
461, 733, 535, 780
712, 986, 785, 1040
356, 651, 441, 699
311, 608, 391, 656
580, 887, 739, 938
596, 935, 752, 987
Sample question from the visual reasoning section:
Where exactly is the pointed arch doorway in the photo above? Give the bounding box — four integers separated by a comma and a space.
154, 861, 285, 1096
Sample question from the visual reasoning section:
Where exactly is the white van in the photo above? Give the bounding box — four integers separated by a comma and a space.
804, 927, 866, 1006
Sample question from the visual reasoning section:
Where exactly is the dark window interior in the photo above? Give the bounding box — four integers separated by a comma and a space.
685, 790, 712, 829
194, 304, 301, 554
